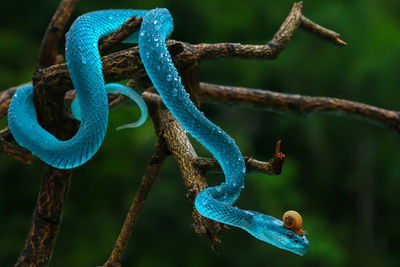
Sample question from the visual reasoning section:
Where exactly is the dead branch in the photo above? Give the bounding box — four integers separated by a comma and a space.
0, 127, 36, 164
195, 2, 345, 60
0, 3, 346, 109
99, 16, 143, 55
15, 167, 72, 266
198, 83, 400, 134
103, 140, 169, 267
16, 1, 79, 266
147, 66, 225, 246
0, 84, 27, 119
38, 0, 79, 68
194, 140, 286, 175
301, 16, 347, 45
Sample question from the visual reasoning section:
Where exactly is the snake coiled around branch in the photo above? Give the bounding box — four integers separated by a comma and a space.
7, 8, 309, 255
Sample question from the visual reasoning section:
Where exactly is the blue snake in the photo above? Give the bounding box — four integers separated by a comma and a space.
7, 8, 309, 255
8, 11, 148, 169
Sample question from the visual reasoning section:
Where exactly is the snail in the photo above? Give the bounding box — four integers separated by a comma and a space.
283, 210, 305, 236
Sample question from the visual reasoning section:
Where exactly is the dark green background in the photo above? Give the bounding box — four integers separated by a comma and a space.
1, 0, 400, 266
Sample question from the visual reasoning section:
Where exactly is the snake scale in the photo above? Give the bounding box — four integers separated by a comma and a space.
7, 8, 309, 255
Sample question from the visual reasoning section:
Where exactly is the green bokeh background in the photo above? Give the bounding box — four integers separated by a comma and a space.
1, 0, 400, 266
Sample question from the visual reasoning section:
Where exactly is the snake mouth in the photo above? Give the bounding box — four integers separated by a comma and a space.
276, 240, 308, 256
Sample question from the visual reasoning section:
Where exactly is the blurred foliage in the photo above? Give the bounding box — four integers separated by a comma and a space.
1, 0, 400, 266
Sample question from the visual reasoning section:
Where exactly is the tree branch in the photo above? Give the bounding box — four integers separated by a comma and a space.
0, 127, 35, 164
300, 16, 347, 46
16, 1, 79, 266
38, 0, 79, 68
198, 82, 400, 134
15, 167, 72, 266
0, 84, 28, 119
0, 1, 346, 119
195, 2, 345, 61
99, 16, 143, 55
194, 140, 285, 175
103, 140, 169, 267
148, 100, 224, 245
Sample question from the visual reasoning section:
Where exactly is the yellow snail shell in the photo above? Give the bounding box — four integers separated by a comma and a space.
283, 210, 305, 236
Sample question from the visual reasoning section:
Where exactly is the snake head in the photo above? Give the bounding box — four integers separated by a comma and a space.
249, 212, 309, 255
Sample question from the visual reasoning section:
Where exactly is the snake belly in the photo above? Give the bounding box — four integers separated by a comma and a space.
8, 10, 148, 169
139, 8, 309, 255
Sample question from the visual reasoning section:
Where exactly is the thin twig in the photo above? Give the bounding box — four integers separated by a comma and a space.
300, 16, 347, 46
195, 2, 345, 60
99, 16, 143, 55
103, 140, 168, 267
194, 140, 285, 175
38, 0, 79, 68
0, 84, 29, 119
0, 127, 36, 164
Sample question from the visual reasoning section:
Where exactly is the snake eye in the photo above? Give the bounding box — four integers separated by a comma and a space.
287, 232, 294, 239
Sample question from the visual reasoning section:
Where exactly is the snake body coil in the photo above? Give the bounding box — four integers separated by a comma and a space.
8, 10, 148, 169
